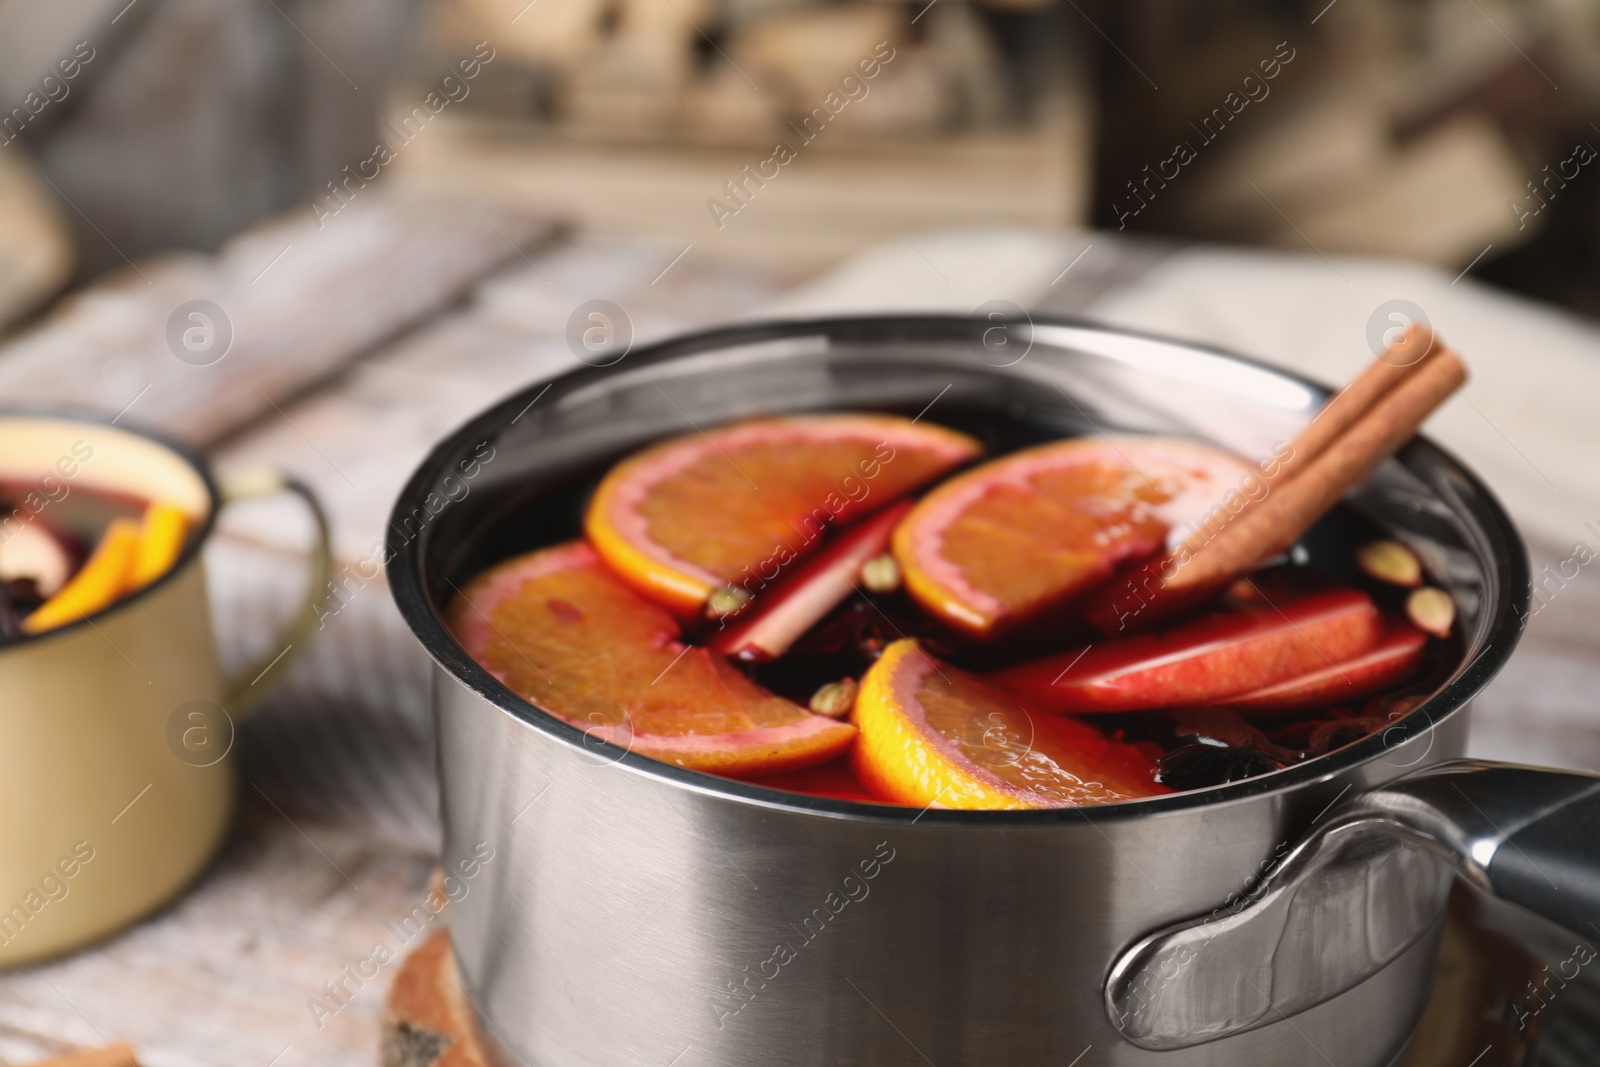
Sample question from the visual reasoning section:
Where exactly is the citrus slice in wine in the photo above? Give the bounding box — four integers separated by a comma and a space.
891, 436, 1253, 637
446, 541, 856, 778
585, 414, 981, 615
850, 639, 1167, 810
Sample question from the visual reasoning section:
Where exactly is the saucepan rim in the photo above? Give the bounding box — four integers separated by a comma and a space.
0, 404, 222, 652
387, 314, 1530, 826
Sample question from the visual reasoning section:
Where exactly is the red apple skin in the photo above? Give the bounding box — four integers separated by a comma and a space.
708, 501, 912, 662
1216, 622, 1428, 715
992, 588, 1383, 713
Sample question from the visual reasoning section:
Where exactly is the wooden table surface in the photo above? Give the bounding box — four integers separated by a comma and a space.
1, 213, 1596, 1067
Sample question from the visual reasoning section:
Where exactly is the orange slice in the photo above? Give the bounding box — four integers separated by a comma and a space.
446, 540, 856, 778
22, 518, 140, 634
129, 502, 191, 589
851, 639, 1168, 810
586, 414, 981, 615
892, 436, 1252, 637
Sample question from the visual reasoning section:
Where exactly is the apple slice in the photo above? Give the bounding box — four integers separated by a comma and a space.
0, 517, 73, 596
1216, 622, 1428, 714
708, 501, 912, 663
992, 587, 1383, 713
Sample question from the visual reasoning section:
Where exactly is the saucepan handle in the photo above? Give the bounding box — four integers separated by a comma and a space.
1490, 791, 1600, 937
1347, 759, 1600, 939
1105, 759, 1600, 1051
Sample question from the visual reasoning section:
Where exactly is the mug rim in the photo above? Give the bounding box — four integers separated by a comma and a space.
387, 314, 1532, 826
0, 405, 221, 651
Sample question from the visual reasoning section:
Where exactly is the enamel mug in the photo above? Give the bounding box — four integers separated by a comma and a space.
0, 411, 330, 967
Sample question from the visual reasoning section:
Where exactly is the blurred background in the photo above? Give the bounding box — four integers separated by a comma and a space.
0, 0, 1596, 320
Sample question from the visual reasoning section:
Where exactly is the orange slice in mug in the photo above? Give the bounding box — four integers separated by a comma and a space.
850, 639, 1168, 810
447, 541, 856, 778
892, 437, 1252, 637
585, 414, 981, 615
21, 518, 141, 634
129, 502, 191, 589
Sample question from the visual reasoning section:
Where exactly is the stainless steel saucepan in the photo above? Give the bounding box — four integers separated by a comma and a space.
387, 317, 1600, 1067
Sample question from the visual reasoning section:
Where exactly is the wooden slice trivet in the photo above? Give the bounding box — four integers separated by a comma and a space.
20, 1047, 139, 1067
382, 929, 491, 1067
1401, 888, 1542, 1067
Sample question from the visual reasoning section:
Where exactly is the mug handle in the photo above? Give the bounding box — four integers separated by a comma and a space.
215, 468, 334, 716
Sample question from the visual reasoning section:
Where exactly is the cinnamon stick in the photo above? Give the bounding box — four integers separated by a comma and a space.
1171, 346, 1465, 589
1085, 341, 1466, 634
1275, 327, 1434, 483
1175, 326, 1435, 558
1295, 325, 1435, 455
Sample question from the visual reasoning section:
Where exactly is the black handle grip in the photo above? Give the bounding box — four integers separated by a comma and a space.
1488, 781, 1600, 940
